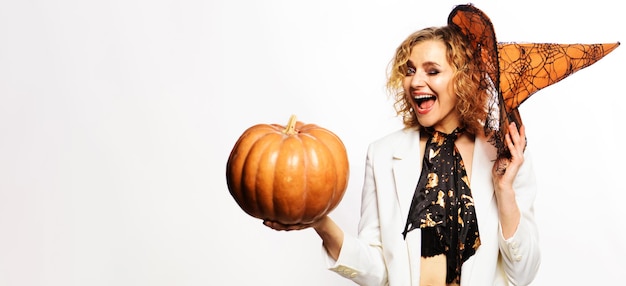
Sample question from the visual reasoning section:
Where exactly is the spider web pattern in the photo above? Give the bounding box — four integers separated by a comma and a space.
498, 42, 620, 113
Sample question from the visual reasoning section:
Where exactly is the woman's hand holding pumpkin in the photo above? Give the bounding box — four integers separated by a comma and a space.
263, 219, 319, 231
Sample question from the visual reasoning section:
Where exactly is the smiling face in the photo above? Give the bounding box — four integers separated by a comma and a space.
403, 39, 460, 134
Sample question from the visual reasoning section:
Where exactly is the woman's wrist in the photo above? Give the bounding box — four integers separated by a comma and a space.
495, 188, 520, 239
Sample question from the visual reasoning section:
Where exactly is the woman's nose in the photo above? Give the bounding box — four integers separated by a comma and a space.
410, 72, 426, 88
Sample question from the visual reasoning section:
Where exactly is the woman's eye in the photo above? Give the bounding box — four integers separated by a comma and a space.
405, 67, 416, 76
427, 69, 440, 75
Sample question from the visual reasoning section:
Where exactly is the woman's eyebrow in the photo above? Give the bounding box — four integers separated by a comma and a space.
407, 60, 441, 68
422, 61, 441, 67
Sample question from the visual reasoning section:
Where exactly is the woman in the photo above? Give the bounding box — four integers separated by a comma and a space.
265, 20, 540, 286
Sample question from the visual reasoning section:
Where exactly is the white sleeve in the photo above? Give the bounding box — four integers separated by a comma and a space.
321, 144, 389, 286
498, 149, 541, 286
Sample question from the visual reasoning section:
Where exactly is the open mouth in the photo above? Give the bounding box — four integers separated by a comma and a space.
413, 94, 436, 110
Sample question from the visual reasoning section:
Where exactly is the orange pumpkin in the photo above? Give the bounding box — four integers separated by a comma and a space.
226, 115, 349, 225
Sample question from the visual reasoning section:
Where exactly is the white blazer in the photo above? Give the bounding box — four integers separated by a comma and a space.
324, 128, 541, 286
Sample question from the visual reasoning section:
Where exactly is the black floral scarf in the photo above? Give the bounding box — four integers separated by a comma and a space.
402, 127, 481, 284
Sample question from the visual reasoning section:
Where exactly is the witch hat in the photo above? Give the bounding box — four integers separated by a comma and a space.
448, 4, 620, 157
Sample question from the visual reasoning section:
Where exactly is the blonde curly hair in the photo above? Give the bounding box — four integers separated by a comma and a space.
386, 26, 488, 135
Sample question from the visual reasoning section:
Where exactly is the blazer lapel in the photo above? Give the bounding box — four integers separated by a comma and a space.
391, 131, 498, 230
391, 129, 422, 222
469, 134, 497, 219
461, 133, 499, 285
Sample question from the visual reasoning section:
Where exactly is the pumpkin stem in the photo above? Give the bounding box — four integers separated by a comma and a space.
283, 114, 298, 135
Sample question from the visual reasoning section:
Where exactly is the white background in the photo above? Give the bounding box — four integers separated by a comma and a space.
1, 0, 624, 285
